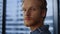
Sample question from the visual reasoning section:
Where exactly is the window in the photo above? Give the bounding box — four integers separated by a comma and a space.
0, 0, 3, 34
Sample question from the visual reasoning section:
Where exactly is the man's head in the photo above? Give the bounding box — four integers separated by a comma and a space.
22, 0, 47, 27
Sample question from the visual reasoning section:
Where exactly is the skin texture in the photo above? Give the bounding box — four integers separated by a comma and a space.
22, 0, 47, 31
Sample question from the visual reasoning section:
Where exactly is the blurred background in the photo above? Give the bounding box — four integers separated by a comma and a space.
58, 0, 60, 34
0, 0, 58, 34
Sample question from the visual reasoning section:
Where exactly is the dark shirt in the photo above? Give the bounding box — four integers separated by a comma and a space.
30, 25, 51, 34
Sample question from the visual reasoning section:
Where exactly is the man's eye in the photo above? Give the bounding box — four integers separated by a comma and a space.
30, 8, 36, 11
23, 9, 26, 11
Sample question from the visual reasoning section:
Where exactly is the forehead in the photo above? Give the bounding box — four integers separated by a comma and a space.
23, 0, 40, 3
23, 0, 41, 8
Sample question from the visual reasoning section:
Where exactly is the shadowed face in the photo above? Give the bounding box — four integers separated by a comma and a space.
22, 0, 46, 27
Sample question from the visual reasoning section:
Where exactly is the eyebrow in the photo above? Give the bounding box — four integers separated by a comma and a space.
22, 6, 40, 10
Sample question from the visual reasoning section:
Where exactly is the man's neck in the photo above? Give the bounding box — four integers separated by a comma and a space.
30, 23, 43, 32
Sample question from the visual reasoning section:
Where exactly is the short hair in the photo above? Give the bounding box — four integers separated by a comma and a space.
38, 0, 47, 11
22, 0, 47, 11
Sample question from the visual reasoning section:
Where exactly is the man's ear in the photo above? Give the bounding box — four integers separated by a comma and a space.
41, 9, 47, 18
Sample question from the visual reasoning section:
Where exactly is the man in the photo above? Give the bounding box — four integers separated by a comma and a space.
22, 0, 51, 34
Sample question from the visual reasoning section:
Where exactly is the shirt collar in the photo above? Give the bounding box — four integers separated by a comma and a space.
30, 25, 49, 34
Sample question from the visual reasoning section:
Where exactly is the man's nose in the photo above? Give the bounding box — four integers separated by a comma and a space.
25, 10, 31, 16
